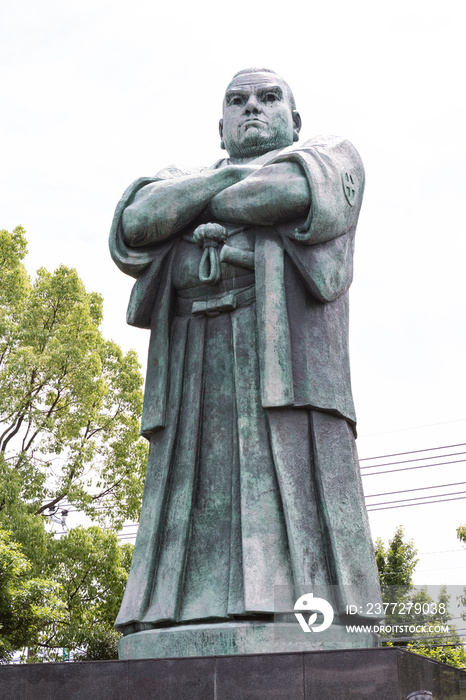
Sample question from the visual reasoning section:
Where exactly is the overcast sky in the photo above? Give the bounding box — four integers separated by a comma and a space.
1, 0, 465, 592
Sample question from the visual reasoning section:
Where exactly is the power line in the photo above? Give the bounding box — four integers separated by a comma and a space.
419, 549, 465, 555
360, 450, 466, 470
416, 565, 466, 573
365, 481, 466, 499
360, 418, 466, 438
367, 495, 466, 512
368, 489, 466, 507
362, 457, 466, 477
359, 442, 466, 462
50, 529, 138, 539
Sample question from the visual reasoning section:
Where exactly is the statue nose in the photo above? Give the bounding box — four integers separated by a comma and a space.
244, 95, 261, 115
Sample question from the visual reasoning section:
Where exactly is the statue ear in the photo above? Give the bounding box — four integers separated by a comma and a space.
292, 110, 302, 143
219, 119, 225, 150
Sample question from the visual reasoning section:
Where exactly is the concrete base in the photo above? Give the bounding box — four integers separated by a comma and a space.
1, 648, 466, 699
118, 621, 379, 659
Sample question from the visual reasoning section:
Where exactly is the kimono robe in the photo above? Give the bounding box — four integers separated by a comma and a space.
110, 135, 381, 634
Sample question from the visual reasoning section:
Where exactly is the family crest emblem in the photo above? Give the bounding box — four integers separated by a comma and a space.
342, 170, 357, 206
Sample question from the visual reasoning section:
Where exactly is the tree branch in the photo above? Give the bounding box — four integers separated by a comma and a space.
35, 491, 66, 516
23, 389, 62, 454
1, 412, 25, 452
68, 568, 91, 603
91, 466, 131, 501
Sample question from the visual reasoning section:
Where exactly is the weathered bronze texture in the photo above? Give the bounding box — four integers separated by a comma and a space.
110, 68, 382, 658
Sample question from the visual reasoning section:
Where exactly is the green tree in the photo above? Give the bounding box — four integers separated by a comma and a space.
0, 226, 147, 534
375, 525, 418, 588
28, 527, 133, 661
375, 526, 420, 644
0, 227, 145, 660
0, 526, 64, 662
455, 523, 466, 660
375, 527, 462, 660
406, 644, 466, 669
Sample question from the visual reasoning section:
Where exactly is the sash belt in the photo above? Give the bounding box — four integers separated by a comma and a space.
177, 285, 255, 317
177, 274, 255, 299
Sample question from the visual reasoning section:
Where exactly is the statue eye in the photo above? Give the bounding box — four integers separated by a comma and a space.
231, 95, 244, 106
264, 93, 277, 103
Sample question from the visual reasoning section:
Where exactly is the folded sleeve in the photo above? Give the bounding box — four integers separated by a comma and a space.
272, 135, 365, 245
109, 176, 176, 328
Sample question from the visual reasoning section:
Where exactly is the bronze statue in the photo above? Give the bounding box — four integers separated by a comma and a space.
110, 68, 381, 658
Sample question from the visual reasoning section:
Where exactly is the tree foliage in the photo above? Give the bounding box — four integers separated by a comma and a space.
0, 226, 147, 530
375, 525, 418, 588
406, 644, 466, 669
457, 525, 466, 545
0, 526, 64, 663
28, 527, 132, 662
375, 526, 463, 664
0, 227, 145, 660
456, 523, 466, 657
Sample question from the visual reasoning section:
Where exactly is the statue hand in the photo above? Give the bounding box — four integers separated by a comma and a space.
205, 165, 260, 221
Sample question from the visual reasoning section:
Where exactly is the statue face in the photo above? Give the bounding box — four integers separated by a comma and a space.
220, 71, 299, 159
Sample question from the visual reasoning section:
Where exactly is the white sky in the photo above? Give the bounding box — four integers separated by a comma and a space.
1, 0, 466, 594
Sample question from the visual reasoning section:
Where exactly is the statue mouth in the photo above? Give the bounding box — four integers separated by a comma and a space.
242, 118, 266, 128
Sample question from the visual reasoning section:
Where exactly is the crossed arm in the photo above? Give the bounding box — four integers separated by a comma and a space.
122, 161, 311, 247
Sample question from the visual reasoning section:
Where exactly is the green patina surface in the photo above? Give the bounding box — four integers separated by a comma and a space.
110, 68, 382, 659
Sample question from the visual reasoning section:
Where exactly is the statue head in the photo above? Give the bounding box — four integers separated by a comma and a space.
219, 68, 302, 160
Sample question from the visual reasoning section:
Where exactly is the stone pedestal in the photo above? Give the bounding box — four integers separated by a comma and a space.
1, 647, 465, 700
118, 621, 379, 659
